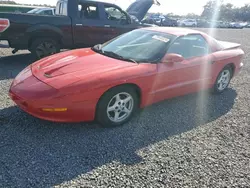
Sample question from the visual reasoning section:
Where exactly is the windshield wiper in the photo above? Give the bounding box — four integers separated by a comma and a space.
102, 51, 123, 59
92, 47, 139, 64
103, 51, 139, 64
122, 58, 139, 64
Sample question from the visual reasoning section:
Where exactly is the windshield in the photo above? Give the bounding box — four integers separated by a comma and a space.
99, 29, 175, 63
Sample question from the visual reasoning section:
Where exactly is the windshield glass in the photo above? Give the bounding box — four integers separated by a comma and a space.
100, 29, 175, 63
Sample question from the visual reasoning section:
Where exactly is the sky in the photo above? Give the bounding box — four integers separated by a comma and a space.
14, 0, 250, 15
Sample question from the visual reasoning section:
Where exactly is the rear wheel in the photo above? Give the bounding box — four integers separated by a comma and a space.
96, 86, 139, 128
213, 66, 232, 94
30, 38, 60, 59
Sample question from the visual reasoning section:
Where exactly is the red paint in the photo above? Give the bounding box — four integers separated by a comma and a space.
9, 28, 245, 123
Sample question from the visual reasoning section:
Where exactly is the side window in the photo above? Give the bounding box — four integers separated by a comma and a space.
167, 34, 209, 59
104, 5, 128, 24
39, 11, 45, 15
44, 10, 53, 15
78, 3, 99, 20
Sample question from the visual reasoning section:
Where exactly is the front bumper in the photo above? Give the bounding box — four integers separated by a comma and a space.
9, 87, 97, 123
9, 67, 97, 123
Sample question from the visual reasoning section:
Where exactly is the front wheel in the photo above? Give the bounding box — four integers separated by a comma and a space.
96, 86, 139, 128
213, 66, 232, 94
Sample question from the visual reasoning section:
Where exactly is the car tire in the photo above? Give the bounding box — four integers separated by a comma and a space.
212, 65, 233, 94
30, 38, 60, 59
96, 85, 139, 128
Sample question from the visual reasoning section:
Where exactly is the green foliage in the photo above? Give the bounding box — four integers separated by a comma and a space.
202, 0, 250, 21
0, 0, 54, 7
0, 1, 17, 4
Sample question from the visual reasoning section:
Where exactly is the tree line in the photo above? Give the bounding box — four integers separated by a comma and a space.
202, 0, 250, 22
0, 0, 54, 7
162, 0, 250, 22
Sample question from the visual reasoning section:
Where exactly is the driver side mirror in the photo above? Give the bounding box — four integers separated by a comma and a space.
161, 53, 184, 64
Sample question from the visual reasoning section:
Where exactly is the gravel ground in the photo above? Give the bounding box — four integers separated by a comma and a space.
0, 28, 250, 188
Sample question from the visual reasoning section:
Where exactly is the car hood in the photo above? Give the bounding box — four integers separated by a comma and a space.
31, 49, 137, 89
126, 0, 160, 22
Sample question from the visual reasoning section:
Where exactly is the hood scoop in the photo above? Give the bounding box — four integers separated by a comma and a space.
41, 55, 79, 78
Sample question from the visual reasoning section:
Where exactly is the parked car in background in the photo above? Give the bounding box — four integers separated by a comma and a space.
197, 19, 210, 28
159, 17, 177, 27
153, 15, 164, 25
217, 21, 230, 28
207, 20, 228, 28
178, 19, 197, 27
0, 0, 160, 59
245, 23, 250, 28
27, 8, 56, 15
141, 17, 156, 25
229, 22, 244, 29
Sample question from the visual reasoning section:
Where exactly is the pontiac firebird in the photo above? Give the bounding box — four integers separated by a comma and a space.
9, 27, 244, 127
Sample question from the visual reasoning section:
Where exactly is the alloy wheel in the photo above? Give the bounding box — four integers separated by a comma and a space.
217, 69, 231, 91
106, 92, 134, 123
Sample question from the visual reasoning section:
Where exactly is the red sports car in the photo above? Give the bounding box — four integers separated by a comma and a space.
9, 27, 244, 127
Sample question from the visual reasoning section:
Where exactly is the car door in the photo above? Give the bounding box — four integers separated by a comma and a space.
98, 0, 161, 39
153, 34, 215, 102
72, 2, 112, 47
101, 4, 135, 39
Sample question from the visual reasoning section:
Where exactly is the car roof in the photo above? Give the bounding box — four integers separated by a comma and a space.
142, 27, 203, 36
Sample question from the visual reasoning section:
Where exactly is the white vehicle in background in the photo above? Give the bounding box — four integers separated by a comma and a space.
178, 19, 197, 27
27, 8, 55, 15
229, 22, 244, 29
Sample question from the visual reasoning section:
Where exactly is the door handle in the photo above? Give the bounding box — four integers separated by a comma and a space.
76, 24, 83, 26
104, 25, 111, 27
